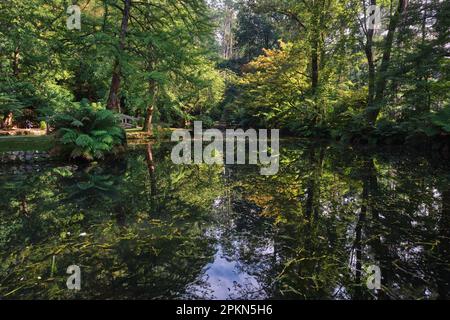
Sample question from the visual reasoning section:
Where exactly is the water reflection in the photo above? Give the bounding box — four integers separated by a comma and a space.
185, 196, 273, 300
0, 141, 449, 299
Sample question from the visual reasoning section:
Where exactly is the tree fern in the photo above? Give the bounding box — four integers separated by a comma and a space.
54, 105, 126, 161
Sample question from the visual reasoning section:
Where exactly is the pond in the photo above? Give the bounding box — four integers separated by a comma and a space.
0, 141, 449, 300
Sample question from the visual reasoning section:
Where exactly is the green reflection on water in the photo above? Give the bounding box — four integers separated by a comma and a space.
0, 141, 449, 300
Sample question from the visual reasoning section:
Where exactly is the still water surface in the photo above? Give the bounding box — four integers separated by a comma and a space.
0, 141, 449, 299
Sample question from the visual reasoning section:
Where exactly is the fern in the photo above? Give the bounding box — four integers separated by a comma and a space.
71, 119, 84, 128
54, 105, 126, 161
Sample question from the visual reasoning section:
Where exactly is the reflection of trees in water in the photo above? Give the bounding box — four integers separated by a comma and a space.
226, 143, 450, 300
0, 142, 449, 299
355, 154, 450, 300
0, 143, 222, 299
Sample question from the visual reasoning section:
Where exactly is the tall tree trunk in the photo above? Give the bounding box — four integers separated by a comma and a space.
311, 40, 319, 94
106, 0, 132, 112
365, 0, 376, 111
366, 0, 406, 125
310, 5, 320, 95
222, 4, 234, 59
421, 0, 427, 43
366, 48, 375, 113
418, 0, 430, 114
12, 47, 20, 77
107, 61, 122, 112
143, 79, 158, 134
143, 105, 153, 133
46, 120, 50, 135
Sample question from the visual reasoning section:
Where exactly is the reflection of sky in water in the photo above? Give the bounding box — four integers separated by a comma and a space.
185, 196, 269, 300
193, 246, 264, 300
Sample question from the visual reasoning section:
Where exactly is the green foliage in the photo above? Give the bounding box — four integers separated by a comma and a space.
195, 114, 214, 128
0, 0, 224, 131
0, 0, 448, 144
0, 93, 24, 119
39, 121, 47, 131
53, 104, 126, 161
430, 106, 450, 134
234, 0, 280, 64
219, 0, 449, 143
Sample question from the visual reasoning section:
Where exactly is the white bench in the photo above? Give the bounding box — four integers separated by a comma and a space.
118, 114, 142, 129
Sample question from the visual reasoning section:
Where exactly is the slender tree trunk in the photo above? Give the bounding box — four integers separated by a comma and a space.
107, 61, 122, 112
311, 40, 319, 94
5, 47, 20, 130
222, 4, 234, 59
143, 80, 158, 134
419, 0, 430, 114
365, 0, 376, 111
421, 0, 427, 43
12, 47, 20, 77
106, 0, 131, 112
366, 48, 375, 109
310, 6, 320, 95
143, 105, 154, 133
366, 0, 406, 125
364, 0, 377, 125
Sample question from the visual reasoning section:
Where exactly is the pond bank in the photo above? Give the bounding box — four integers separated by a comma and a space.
0, 150, 51, 164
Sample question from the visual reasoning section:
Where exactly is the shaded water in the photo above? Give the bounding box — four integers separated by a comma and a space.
0, 141, 449, 299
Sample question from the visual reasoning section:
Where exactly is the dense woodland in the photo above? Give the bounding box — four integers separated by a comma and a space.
0, 0, 449, 146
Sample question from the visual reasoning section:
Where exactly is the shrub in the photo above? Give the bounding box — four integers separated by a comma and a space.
195, 115, 214, 128
53, 105, 126, 161
40, 121, 47, 131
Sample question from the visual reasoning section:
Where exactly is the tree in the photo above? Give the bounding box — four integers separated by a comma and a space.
362, 0, 407, 125
106, 0, 132, 112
